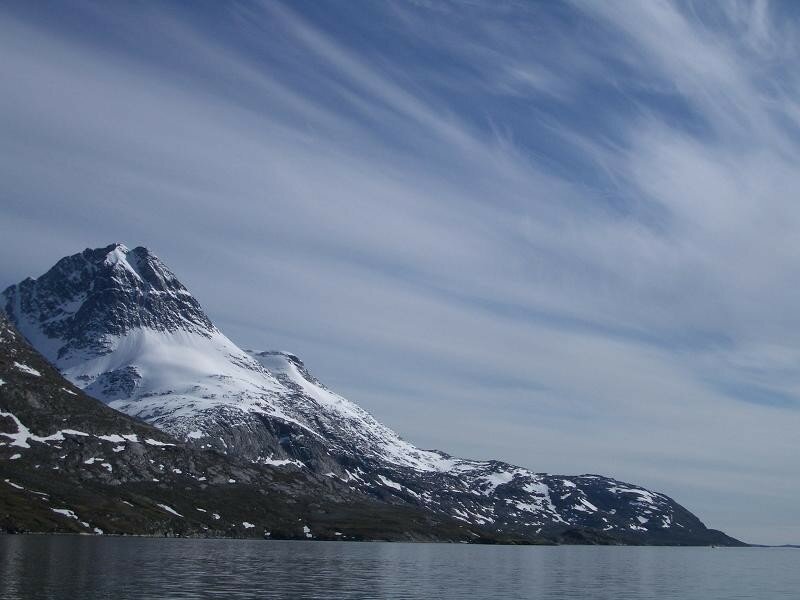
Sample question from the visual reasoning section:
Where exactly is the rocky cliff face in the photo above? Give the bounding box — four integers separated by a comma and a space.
4, 244, 213, 365
2, 244, 742, 545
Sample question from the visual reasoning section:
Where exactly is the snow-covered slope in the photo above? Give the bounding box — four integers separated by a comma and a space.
248, 350, 456, 471
2, 244, 740, 545
247, 349, 726, 544
0, 311, 481, 542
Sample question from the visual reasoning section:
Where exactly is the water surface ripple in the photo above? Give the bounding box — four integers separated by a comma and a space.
0, 537, 796, 599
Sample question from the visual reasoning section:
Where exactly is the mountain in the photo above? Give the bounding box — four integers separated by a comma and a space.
2, 243, 742, 545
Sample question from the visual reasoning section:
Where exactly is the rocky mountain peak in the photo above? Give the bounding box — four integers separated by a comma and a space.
2, 243, 215, 364
101, 243, 181, 293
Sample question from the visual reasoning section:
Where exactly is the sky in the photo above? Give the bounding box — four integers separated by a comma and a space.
1, 0, 799, 545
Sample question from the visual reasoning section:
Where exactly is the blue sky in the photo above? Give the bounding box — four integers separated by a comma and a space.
2, 0, 799, 544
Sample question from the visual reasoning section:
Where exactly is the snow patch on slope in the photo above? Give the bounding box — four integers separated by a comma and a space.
13, 362, 40, 377
157, 504, 183, 517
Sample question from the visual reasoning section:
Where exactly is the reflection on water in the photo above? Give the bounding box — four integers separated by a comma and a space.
0, 537, 797, 599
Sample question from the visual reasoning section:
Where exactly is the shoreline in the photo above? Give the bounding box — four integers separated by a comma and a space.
0, 531, 760, 547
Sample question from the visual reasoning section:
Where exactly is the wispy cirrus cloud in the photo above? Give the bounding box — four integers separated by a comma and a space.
1, 0, 799, 544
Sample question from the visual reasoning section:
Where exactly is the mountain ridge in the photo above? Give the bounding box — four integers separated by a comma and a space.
1, 243, 743, 546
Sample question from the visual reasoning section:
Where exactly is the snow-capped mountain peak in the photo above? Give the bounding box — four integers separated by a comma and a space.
1, 244, 740, 545
1, 245, 301, 433
3, 244, 215, 369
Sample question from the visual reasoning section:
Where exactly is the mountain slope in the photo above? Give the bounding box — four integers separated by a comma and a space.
0, 312, 497, 542
2, 244, 742, 545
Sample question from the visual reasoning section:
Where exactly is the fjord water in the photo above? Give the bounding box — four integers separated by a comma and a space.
0, 538, 796, 599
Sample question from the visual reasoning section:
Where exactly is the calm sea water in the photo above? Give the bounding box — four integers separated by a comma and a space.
0, 537, 797, 599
